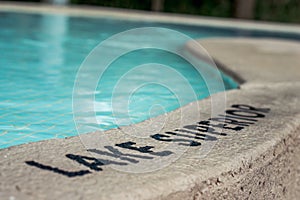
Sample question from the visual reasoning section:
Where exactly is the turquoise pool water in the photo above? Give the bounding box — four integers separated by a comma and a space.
0, 12, 298, 149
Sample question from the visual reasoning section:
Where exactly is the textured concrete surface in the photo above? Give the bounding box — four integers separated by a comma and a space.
188, 38, 300, 85
1, 3, 300, 200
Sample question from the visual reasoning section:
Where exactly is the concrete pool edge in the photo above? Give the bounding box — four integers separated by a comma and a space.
180, 38, 300, 199
1, 1, 300, 35
1, 38, 300, 199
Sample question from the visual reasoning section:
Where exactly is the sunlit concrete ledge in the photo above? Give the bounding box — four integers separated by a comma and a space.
0, 3, 300, 200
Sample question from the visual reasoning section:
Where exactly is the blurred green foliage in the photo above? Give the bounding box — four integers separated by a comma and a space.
71, 0, 235, 17
164, 0, 235, 17
71, 0, 151, 10
255, 0, 300, 23
7, 0, 300, 23
70, 0, 300, 23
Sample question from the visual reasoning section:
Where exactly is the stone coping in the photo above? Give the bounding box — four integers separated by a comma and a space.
0, 1, 300, 34
1, 3, 300, 200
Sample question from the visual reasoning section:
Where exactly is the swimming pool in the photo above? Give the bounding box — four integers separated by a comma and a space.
0, 11, 298, 149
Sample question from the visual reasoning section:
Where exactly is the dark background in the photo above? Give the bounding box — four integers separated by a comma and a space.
5, 0, 300, 23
